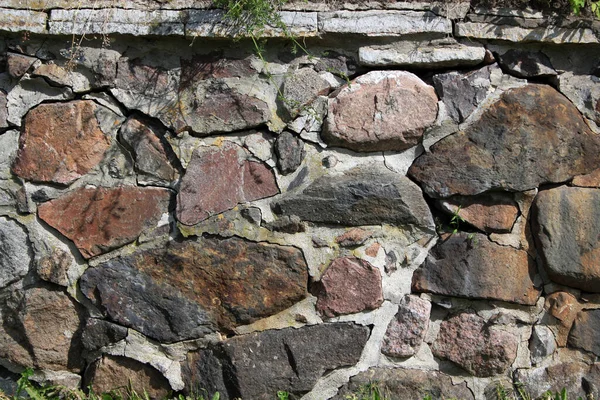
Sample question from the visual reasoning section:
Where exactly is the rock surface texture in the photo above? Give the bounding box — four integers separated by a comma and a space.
1, 6, 600, 400
323, 71, 438, 152
409, 84, 600, 197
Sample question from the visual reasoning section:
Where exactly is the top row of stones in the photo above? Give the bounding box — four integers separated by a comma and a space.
1, 7, 599, 44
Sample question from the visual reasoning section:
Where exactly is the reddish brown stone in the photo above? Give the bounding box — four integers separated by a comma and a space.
81, 236, 308, 340
313, 257, 383, 317
84, 355, 171, 399
412, 233, 540, 305
409, 84, 600, 197
32, 63, 70, 87
439, 193, 519, 233
572, 168, 600, 188
433, 312, 519, 377
335, 228, 373, 247
545, 291, 581, 346
0, 287, 84, 372
177, 143, 278, 226
12, 101, 111, 185
365, 243, 381, 257
323, 71, 438, 152
38, 186, 170, 259
6, 52, 36, 78
382, 295, 431, 358
36, 247, 72, 286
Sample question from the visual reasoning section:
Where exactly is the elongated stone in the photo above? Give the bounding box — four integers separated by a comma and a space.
38, 186, 170, 259
409, 84, 600, 197
412, 233, 540, 305
80, 236, 308, 341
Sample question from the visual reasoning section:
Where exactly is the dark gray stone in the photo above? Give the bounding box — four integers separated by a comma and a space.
568, 309, 600, 356
498, 49, 557, 78
80, 260, 216, 343
275, 131, 305, 175
273, 165, 434, 230
334, 368, 474, 400
224, 323, 369, 399
409, 84, 600, 197
80, 236, 308, 341
412, 233, 540, 305
432, 66, 491, 123
0, 366, 19, 397
81, 318, 128, 353
0, 216, 31, 289
533, 186, 600, 292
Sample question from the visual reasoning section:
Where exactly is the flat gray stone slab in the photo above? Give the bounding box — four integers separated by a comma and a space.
319, 10, 451, 36
359, 39, 485, 68
0, 8, 47, 33
455, 22, 600, 44
49, 9, 186, 36
185, 10, 318, 37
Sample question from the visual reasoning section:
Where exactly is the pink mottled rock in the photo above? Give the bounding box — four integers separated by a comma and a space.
313, 257, 383, 317
382, 295, 431, 358
433, 312, 519, 377
323, 71, 438, 152
12, 101, 111, 185
38, 186, 171, 259
176, 143, 278, 226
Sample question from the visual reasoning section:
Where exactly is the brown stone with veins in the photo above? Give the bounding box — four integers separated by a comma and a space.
545, 291, 581, 346
38, 186, 170, 259
12, 101, 111, 185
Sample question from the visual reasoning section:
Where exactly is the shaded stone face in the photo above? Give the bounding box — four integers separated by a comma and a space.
334, 367, 475, 400
323, 70, 438, 152
533, 186, 600, 292
313, 256, 383, 317
515, 362, 596, 400
273, 165, 435, 230
120, 116, 179, 186
497, 49, 557, 78
432, 66, 491, 123
184, 323, 369, 399
433, 312, 519, 377
568, 309, 600, 356
84, 355, 171, 400
0, 216, 31, 289
176, 143, 279, 226
274, 131, 305, 175
381, 295, 431, 358
0, 287, 84, 372
409, 84, 600, 197
412, 233, 540, 305
80, 236, 308, 341
38, 186, 171, 259
12, 100, 112, 185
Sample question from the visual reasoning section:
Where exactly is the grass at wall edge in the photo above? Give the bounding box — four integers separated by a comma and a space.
0, 369, 596, 400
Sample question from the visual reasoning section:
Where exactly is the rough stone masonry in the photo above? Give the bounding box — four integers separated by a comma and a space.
0, 0, 600, 399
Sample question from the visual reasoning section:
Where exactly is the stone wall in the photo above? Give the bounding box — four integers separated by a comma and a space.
0, 1, 600, 399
